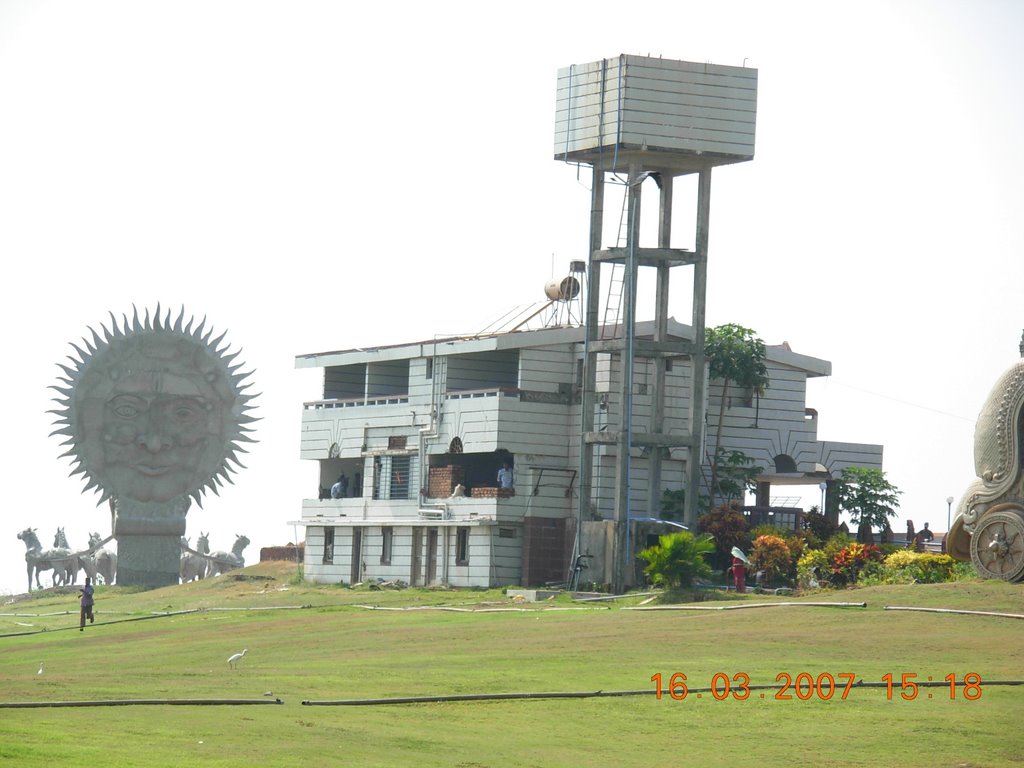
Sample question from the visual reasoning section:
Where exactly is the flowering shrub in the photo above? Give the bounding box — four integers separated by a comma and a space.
883, 551, 956, 583
797, 549, 831, 587
782, 530, 809, 566
748, 525, 808, 581
749, 534, 792, 586
830, 542, 882, 585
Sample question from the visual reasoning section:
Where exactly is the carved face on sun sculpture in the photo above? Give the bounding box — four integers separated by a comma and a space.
50, 306, 257, 506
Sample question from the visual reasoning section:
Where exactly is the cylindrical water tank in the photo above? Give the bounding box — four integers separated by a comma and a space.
544, 276, 580, 301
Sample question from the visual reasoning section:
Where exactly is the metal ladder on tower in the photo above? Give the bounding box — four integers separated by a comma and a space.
600, 183, 630, 339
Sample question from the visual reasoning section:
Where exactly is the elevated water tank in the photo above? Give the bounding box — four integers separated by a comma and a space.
554, 54, 757, 172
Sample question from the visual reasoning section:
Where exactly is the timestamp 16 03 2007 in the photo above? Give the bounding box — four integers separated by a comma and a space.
650, 672, 983, 702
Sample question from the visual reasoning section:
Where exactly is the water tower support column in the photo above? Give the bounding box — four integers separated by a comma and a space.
685, 168, 711, 530
647, 173, 673, 520
575, 166, 604, 569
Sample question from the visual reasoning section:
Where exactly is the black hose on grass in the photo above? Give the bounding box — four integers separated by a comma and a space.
0, 605, 315, 638
0, 698, 283, 709
301, 680, 1024, 706
0, 609, 203, 638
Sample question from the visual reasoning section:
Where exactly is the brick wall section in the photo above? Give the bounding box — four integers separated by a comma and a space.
469, 487, 515, 499
260, 544, 305, 562
427, 465, 465, 498
521, 517, 567, 587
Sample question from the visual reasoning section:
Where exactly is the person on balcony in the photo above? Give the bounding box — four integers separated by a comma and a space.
331, 473, 348, 499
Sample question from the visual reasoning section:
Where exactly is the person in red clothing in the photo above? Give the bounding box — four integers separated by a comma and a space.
729, 548, 747, 594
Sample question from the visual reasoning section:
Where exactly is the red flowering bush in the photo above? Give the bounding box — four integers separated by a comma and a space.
698, 503, 751, 571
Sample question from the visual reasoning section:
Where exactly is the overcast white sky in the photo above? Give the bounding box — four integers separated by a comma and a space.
2, 0, 1022, 596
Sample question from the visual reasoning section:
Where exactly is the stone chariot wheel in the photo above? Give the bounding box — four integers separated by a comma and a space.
969, 504, 1024, 582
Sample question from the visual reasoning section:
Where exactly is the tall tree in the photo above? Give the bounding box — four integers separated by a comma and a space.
704, 324, 769, 506
834, 467, 901, 542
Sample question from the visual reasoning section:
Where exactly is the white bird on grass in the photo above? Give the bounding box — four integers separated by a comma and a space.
227, 648, 247, 669
37, 662, 44, 675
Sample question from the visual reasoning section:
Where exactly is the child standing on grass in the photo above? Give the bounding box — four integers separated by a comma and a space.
79, 576, 94, 631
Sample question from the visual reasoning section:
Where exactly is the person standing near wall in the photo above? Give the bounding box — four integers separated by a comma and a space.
497, 462, 514, 490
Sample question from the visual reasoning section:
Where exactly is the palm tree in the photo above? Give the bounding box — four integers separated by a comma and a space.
639, 532, 715, 589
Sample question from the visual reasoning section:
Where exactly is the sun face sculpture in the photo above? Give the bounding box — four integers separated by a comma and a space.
50, 306, 257, 506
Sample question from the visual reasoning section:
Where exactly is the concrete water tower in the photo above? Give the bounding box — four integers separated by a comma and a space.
554, 54, 758, 591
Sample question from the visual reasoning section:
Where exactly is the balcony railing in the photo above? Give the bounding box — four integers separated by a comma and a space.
444, 387, 520, 401
304, 395, 410, 410
304, 387, 567, 411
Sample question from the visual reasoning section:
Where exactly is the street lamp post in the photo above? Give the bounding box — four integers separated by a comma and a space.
946, 496, 954, 532
819, 482, 827, 517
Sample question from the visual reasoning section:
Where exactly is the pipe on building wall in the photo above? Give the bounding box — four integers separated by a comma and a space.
417, 422, 450, 519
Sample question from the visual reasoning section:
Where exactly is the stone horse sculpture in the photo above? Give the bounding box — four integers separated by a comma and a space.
88, 532, 117, 585
206, 534, 250, 577
53, 528, 84, 585
948, 332, 1024, 581
180, 532, 210, 583
16, 528, 78, 591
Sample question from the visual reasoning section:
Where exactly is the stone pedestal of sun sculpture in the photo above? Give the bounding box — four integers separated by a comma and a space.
50, 306, 257, 588
946, 331, 1024, 582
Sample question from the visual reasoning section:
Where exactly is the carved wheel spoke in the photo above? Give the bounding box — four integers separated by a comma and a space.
971, 509, 1024, 582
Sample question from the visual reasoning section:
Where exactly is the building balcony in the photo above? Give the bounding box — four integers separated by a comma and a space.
299, 495, 527, 528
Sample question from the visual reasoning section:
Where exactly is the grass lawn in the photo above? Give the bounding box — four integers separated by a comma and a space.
1, 563, 1022, 767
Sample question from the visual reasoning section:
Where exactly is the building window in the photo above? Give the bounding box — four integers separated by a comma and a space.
456, 527, 470, 565
425, 358, 434, 379
498, 527, 516, 539
734, 386, 754, 408
773, 454, 798, 473
380, 527, 393, 564
322, 527, 335, 565
709, 381, 754, 410
390, 455, 411, 499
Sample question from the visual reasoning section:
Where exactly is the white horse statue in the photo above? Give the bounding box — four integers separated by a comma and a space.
16, 528, 78, 591
180, 531, 210, 583
207, 534, 250, 577
88, 532, 117, 585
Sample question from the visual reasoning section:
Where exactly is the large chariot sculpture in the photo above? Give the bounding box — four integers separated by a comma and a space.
947, 333, 1024, 581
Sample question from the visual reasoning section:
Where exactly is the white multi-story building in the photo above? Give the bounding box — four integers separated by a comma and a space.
293, 318, 882, 588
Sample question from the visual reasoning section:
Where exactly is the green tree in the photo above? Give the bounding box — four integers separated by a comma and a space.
660, 488, 703, 521
801, 506, 839, 549
711, 448, 762, 502
834, 467, 901, 542
705, 324, 769, 506
662, 448, 758, 519
638, 531, 715, 590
